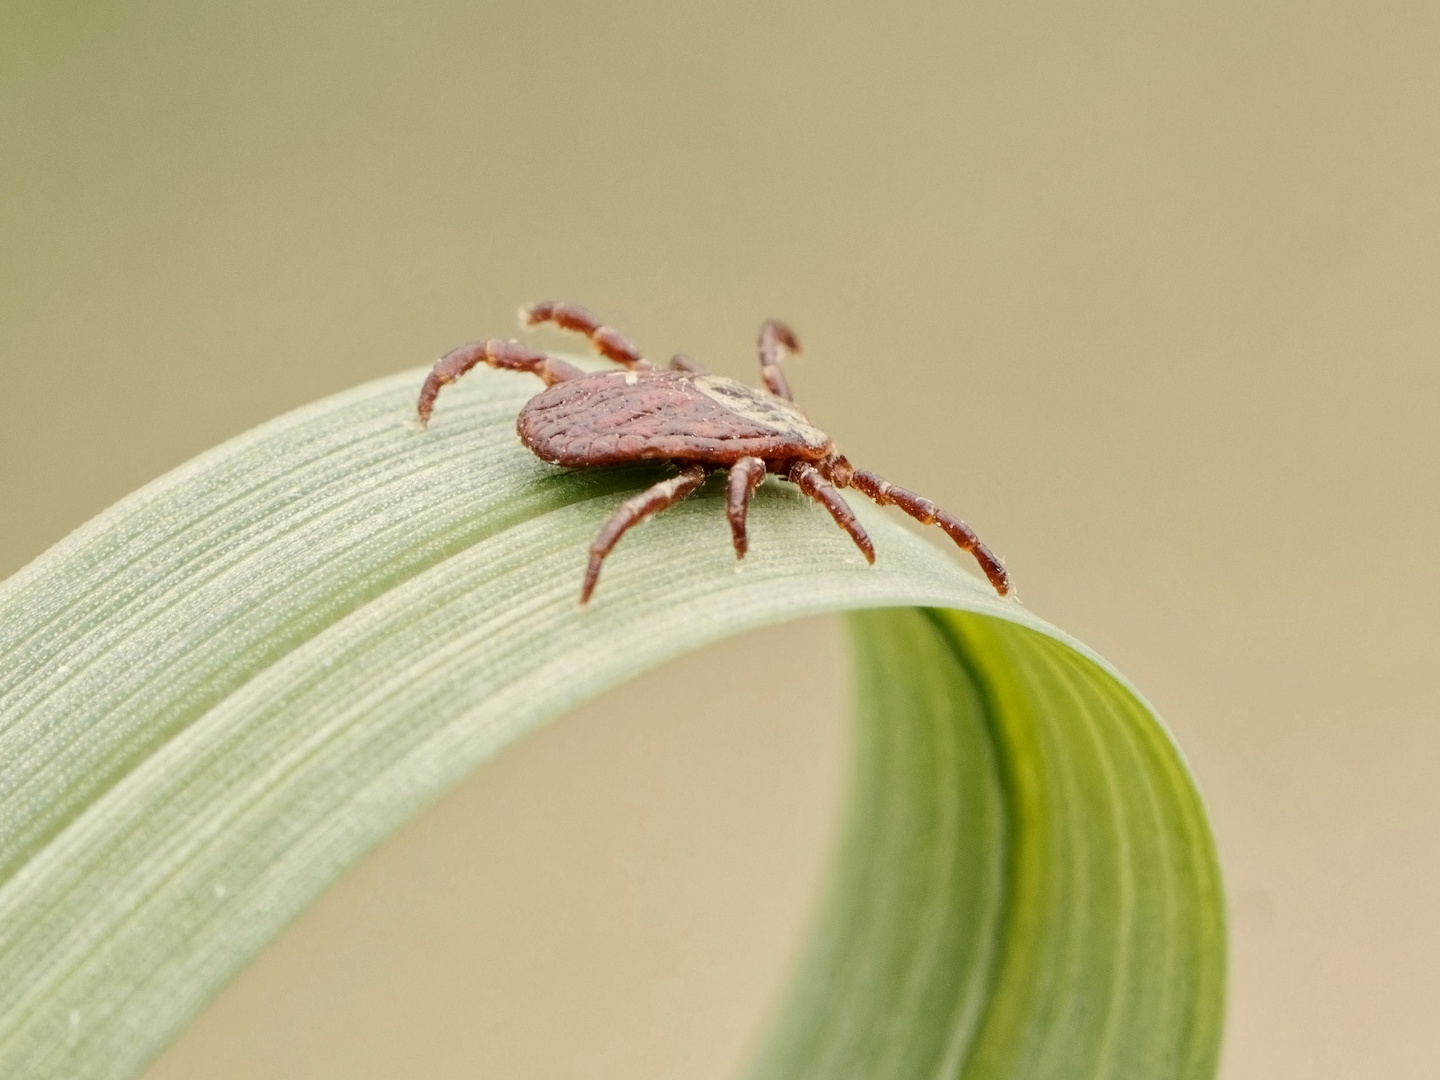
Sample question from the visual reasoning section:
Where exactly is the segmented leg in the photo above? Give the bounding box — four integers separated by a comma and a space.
520, 300, 650, 370
726, 456, 767, 558
788, 461, 874, 563
757, 319, 800, 400
418, 340, 583, 425
848, 468, 1010, 595
583, 465, 709, 603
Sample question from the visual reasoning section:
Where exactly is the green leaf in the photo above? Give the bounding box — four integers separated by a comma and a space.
0, 366, 1225, 1080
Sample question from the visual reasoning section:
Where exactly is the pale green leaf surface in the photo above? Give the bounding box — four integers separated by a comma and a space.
0, 367, 1224, 1080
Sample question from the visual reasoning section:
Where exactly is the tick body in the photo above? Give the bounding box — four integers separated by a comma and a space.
417, 302, 1011, 602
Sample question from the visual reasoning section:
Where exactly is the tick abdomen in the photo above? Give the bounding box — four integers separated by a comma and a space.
517, 370, 832, 468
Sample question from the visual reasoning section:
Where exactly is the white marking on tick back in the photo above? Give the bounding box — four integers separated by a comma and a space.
692, 376, 829, 448
624, 372, 638, 385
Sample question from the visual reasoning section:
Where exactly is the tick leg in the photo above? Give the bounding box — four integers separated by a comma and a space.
726, 456, 767, 558
788, 462, 874, 563
848, 468, 1010, 595
583, 465, 709, 603
521, 301, 651, 370
757, 319, 800, 401
418, 340, 583, 425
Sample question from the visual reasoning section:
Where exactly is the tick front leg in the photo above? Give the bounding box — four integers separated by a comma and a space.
756, 319, 800, 401
583, 465, 710, 603
848, 468, 1010, 595
726, 456, 767, 558
788, 462, 874, 563
521, 301, 651, 370
417, 340, 583, 425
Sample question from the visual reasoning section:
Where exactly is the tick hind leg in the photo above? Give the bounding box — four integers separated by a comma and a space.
726, 456, 767, 558
521, 301, 650, 370
788, 462, 875, 563
583, 465, 710, 603
848, 468, 1010, 595
757, 319, 801, 400
418, 340, 583, 425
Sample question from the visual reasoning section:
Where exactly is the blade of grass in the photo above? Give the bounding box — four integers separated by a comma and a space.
0, 367, 1224, 1080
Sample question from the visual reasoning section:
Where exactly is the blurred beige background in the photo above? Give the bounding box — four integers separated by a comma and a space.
2, 1, 1436, 1077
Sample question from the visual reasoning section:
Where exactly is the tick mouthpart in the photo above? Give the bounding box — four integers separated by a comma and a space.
820, 453, 854, 488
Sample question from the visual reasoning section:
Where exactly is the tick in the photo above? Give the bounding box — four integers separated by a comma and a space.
417, 301, 1011, 603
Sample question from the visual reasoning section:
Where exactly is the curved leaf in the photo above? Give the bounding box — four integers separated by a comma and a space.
0, 367, 1224, 1079
751, 608, 1225, 1080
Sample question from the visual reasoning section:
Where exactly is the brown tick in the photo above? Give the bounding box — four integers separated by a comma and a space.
417, 302, 1011, 603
